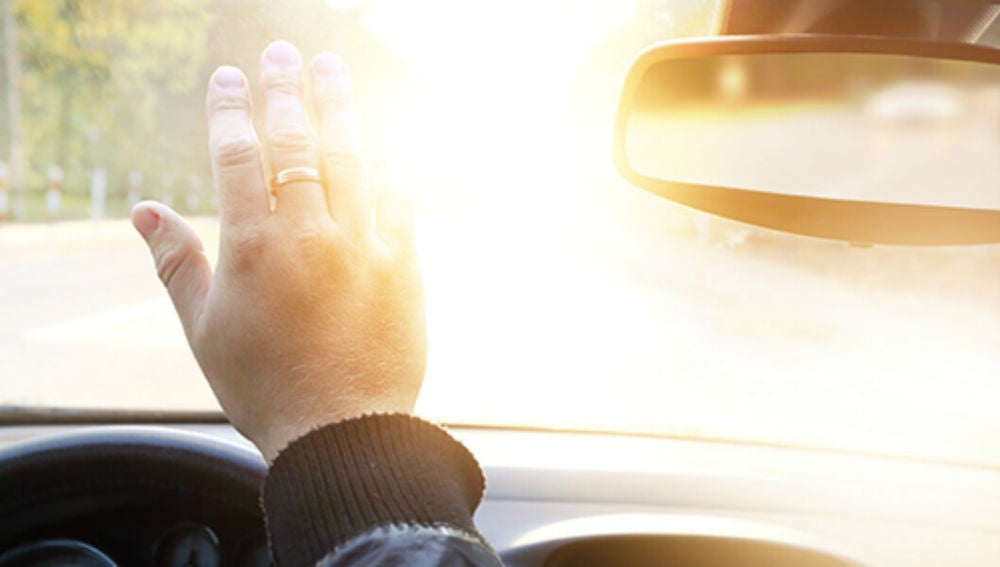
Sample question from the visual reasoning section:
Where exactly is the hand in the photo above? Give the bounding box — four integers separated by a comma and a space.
131, 41, 425, 462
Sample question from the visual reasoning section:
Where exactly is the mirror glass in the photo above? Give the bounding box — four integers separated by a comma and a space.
626, 52, 1000, 209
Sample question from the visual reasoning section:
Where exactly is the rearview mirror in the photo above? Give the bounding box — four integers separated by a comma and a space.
613, 36, 1000, 245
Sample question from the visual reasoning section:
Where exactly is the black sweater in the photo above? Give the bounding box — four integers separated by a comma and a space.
262, 413, 503, 566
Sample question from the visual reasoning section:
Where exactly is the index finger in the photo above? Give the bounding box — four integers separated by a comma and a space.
206, 65, 270, 227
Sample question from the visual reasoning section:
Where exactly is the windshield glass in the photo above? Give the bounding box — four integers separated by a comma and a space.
3, 0, 1000, 467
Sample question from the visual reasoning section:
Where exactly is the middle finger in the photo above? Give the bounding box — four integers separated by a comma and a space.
260, 41, 328, 219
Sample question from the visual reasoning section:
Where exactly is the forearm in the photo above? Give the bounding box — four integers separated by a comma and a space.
261, 413, 502, 566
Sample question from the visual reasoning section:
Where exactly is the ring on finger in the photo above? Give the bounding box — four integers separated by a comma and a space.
271, 166, 323, 194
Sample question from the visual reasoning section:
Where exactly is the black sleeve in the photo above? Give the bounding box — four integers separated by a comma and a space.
261, 413, 503, 566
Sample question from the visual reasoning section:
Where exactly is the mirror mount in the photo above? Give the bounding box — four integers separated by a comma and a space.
714, 0, 999, 41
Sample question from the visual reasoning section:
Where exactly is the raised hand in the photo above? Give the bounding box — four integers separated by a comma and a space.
132, 40, 425, 462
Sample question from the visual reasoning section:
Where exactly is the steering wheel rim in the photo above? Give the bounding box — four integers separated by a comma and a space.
0, 426, 267, 553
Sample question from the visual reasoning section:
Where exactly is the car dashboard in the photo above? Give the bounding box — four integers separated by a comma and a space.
0, 423, 998, 566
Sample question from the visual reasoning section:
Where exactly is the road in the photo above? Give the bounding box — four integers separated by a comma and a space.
4, 209, 1000, 467
0, 219, 218, 410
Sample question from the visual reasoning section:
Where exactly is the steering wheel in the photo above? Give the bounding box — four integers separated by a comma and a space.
0, 426, 267, 566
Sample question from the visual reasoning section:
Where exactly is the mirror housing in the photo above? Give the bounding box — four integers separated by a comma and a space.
613, 35, 1000, 246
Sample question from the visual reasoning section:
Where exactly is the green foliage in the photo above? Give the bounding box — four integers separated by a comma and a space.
1, 0, 413, 220
3, 0, 215, 211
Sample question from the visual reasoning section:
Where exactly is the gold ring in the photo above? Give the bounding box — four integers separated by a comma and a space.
271, 167, 322, 192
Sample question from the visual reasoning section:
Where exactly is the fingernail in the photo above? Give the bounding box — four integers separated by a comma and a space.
312, 52, 346, 77
133, 206, 161, 240
265, 40, 300, 67
213, 66, 245, 90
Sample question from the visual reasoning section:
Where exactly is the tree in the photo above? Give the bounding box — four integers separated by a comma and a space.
5, 0, 214, 212
3, 0, 25, 219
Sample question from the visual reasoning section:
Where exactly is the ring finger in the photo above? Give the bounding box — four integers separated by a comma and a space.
260, 40, 327, 218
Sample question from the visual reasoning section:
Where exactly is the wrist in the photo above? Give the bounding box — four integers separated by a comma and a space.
253, 400, 418, 463
262, 413, 489, 565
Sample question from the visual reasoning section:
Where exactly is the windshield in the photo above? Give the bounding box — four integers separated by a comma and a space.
3, 0, 1000, 467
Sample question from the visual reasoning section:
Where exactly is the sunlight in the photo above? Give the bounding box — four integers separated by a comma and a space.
360, 2, 643, 428
362, 0, 634, 213
364, 0, 635, 75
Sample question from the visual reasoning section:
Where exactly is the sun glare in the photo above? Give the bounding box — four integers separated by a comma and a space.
352, 0, 642, 425
362, 0, 634, 210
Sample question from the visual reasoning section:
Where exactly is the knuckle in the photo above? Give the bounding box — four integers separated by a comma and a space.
155, 243, 193, 289
263, 72, 302, 96
290, 221, 326, 248
313, 84, 352, 107
228, 229, 269, 271
269, 125, 315, 154
321, 146, 365, 171
290, 222, 340, 262
211, 134, 260, 170
206, 89, 250, 115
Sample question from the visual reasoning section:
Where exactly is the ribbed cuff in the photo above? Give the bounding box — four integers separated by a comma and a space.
261, 413, 487, 566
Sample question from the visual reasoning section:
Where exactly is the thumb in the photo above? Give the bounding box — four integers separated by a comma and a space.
131, 201, 212, 334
